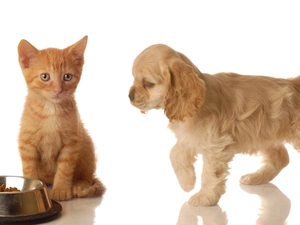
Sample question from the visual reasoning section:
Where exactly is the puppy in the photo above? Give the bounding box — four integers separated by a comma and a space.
128, 44, 300, 206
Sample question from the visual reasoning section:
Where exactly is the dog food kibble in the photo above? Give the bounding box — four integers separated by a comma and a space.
0, 184, 20, 192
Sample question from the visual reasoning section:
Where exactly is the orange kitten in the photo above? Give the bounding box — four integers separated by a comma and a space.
17, 36, 105, 201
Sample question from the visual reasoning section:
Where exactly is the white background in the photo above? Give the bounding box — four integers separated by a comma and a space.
1, 1, 300, 169
1, 1, 300, 224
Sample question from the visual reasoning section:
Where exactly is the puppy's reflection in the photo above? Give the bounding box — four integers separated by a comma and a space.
240, 183, 290, 225
177, 202, 227, 225
177, 183, 290, 225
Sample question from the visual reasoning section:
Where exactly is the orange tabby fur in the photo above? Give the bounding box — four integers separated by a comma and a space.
17, 36, 105, 201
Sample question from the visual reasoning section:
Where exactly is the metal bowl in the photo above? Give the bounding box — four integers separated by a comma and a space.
0, 176, 53, 217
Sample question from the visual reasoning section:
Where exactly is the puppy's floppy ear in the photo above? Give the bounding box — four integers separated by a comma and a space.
163, 59, 206, 122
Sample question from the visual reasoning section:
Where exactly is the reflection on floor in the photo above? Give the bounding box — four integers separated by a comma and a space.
178, 183, 291, 225
32, 147, 299, 225
1, 145, 300, 224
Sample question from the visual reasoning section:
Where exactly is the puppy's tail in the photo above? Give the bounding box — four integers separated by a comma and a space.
76, 178, 106, 198
291, 75, 300, 85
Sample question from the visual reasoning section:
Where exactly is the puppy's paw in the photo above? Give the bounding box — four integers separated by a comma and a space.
176, 169, 196, 192
240, 173, 270, 185
188, 190, 220, 206
50, 188, 73, 201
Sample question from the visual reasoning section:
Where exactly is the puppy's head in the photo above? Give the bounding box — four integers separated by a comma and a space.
128, 44, 206, 122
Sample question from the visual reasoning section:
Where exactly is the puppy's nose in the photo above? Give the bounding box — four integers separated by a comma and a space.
128, 92, 134, 101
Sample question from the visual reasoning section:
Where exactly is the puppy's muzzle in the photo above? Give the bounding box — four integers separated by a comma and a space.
128, 91, 134, 102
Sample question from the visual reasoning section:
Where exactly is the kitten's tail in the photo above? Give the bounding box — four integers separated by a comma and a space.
77, 178, 106, 198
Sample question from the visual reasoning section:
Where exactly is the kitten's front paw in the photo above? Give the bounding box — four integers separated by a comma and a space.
72, 181, 90, 198
188, 190, 220, 206
50, 188, 73, 201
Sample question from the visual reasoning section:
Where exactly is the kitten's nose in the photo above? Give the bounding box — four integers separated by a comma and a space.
128, 92, 134, 101
55, 90, 63, 97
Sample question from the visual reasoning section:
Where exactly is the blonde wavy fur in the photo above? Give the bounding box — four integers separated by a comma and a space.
129, 43, 300, 206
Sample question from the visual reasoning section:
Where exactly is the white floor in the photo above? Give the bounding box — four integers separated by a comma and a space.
2, 126, 300, 225
55, 150, 300, 225
47, 149, 300, 225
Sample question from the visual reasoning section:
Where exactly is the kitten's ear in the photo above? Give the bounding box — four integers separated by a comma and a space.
67, 36, 88, 66
18, 40, 39, 69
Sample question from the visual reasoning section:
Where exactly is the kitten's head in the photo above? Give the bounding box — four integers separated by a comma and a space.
18, 36, 88, 103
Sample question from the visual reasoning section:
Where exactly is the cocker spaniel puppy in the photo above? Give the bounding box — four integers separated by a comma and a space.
128, 44, 300, 206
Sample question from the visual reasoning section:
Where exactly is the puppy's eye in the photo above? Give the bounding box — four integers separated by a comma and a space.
144, 81, 155, 88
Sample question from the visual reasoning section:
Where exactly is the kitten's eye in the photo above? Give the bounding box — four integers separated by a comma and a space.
144, 81, 155, 88
40, 73, 50, 81
63, 73, 73, 81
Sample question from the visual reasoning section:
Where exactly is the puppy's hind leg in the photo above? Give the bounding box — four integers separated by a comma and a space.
170, 143, 197, 192
240, 144, 289, 185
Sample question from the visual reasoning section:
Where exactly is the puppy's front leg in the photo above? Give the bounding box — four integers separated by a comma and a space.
188, 152, 234, 206
170, 143, 197, 192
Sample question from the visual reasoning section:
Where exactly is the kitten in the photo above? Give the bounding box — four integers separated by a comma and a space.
17, 36, 106, 201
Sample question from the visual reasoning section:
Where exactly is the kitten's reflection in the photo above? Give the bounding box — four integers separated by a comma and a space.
57, 196, 103, 225
177, 183, 290, 225
240, 183, 290, 225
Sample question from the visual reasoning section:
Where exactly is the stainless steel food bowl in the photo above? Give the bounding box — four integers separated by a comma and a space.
0, 176, 61, 221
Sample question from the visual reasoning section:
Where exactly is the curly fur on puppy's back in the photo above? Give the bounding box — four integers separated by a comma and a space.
197, 72, 300, 150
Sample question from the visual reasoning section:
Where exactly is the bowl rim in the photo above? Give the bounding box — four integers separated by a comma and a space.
0, 175, 46, 194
